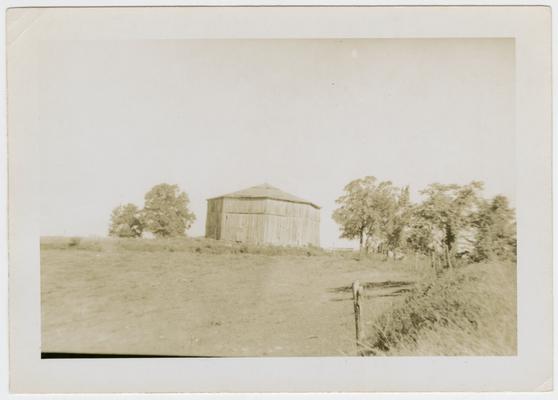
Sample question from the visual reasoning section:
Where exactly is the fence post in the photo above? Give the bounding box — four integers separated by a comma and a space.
444, 244, 453, 269
352, 280, 364, 356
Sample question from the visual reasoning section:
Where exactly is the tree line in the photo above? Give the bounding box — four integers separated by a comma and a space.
332, 176, 516, 265
109, 179, 517, 267
109, 183, 196, 238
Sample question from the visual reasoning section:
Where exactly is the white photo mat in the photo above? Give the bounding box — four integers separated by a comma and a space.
6, 4, 553, 393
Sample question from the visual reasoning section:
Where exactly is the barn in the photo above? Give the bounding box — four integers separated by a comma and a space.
205, 183, 320, 247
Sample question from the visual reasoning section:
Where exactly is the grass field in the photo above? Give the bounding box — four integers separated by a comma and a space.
40, 237, 516, 357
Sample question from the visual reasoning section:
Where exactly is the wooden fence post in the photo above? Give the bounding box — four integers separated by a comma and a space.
352, 280, 364, 356
444, 244, 453, 269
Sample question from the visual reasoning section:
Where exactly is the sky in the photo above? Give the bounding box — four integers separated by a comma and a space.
36, 38, 515, 248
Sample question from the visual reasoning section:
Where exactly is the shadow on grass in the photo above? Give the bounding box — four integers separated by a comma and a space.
329, 280, 414, 293
328, 281, 414, 302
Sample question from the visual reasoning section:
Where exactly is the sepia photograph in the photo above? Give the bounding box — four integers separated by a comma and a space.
36, 35, 517, 358
5, 4, 552, 394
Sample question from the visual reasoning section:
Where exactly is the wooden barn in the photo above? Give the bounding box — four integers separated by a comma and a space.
205, 184, 320, 247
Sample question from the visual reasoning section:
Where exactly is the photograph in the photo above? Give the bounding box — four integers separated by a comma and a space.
36, 36, 516, 357
5, 5, 552, 394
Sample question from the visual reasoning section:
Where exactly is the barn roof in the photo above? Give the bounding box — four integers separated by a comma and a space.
209, 183, 320, 209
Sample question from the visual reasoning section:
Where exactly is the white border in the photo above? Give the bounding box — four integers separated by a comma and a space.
0, 1, 549, 391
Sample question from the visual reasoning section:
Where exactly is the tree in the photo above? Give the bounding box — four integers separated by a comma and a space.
417, 181, 484, 267
383, 185, 412, 258
363, 180, 397, 253
332, 177, 408, 257
419, 181, 483, 252
471, 195, 516, 261
332, 176, 378, 252
109, 203, 143, 238
406, 206, 436, 255
141, 183, 196, 238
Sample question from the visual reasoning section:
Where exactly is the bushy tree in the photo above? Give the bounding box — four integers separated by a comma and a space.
418, 181, 483, 255
406, 204, 436, 255
334, 176, 516, 268
332, 176, 409, 256
109, 203, 143, 238
141, 183, 196, 238
332, 176, 378, 252
363, 180, 398, 251
383, 185, 411, 257
471, 195, 516, 261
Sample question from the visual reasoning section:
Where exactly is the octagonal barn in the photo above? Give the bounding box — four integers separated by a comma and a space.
205, 184, 320, 247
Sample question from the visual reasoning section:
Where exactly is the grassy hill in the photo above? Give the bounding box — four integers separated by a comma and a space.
40, 236, 516, 357
363, 261, 516, 355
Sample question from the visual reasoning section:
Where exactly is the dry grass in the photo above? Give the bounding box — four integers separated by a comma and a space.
40, 236, 515, 356
40, 236, 326, 256
363, 262, 516, 356
41, 236, 420, 356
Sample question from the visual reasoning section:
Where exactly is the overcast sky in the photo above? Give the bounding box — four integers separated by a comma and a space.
36, 38, 515, 248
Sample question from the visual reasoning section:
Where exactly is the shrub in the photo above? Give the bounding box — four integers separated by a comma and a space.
68, 237, 81, 247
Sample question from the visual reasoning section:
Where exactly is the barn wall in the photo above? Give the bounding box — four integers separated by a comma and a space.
265, 199, 320, 219
205, 198, 224, 239
220, 198, 267, 243
264, 199, 320, 246
206, 196, 320, 246
220, 213, 267, 244
222, 197, 266, 214
214, 198, 320, 246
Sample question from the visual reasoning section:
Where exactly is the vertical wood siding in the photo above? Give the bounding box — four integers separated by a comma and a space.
205, 197, 320, 247
205, 198, 223, 239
